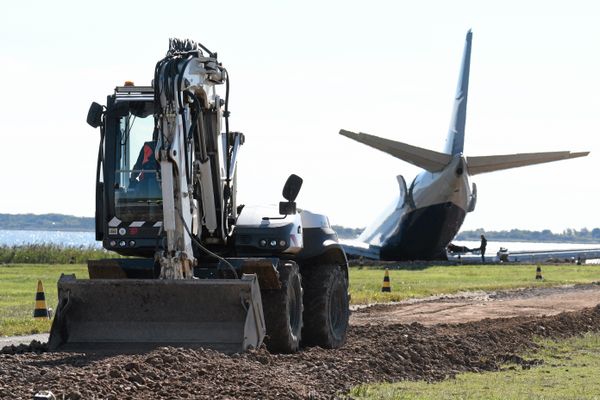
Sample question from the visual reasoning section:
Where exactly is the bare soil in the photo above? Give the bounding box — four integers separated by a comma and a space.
1, 284, 600, 399
352, 283, 600, 326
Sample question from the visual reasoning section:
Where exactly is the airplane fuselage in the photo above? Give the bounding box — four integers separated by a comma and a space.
359, 156, 473, 260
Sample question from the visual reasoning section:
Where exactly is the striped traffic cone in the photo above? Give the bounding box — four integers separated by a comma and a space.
535, 266, 543, 280
381, 268, 391, 292
33, 280, 49, 319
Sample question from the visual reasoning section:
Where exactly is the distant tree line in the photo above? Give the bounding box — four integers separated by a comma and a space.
2, 213, 599, 244
0, 213, 94, 232
457, 228, 600, 243
331, 225, 365, 239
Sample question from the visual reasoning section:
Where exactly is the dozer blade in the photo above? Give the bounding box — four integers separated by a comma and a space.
48, 274, 266, 353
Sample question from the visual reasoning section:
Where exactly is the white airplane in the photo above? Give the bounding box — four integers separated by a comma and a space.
340, 30, 589, 261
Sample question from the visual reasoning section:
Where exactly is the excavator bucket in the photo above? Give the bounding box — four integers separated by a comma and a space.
48, 274, 266, 353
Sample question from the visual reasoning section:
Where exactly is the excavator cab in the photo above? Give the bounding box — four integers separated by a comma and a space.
92, 92, 164, 258
113, 102, 162, 222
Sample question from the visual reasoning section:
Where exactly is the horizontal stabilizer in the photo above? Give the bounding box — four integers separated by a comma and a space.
340, 130, 452, 172
466, 151, 589, 175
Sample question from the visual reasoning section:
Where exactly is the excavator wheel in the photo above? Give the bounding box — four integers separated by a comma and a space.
261, 261, 303, 353
301, 264, 349, 348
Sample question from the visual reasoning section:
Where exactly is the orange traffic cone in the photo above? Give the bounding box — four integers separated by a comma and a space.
33, 280, 49, 319
535, 266, 543, 280
381, 268, 391, 292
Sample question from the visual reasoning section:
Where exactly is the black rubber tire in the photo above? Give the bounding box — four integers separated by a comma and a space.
261, 261, 303, 353
301, 264, 349, 348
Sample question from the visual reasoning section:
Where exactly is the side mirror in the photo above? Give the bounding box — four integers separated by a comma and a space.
87, 102, 104, 128
282, 174, 303, 202
279, 201, 297, 216
264, 174, 304, 220
279, 174, 303, 216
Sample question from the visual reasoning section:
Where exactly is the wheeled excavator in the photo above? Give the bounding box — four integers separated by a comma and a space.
48, 39, 349, 353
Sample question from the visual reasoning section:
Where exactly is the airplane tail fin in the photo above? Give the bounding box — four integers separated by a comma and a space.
340, 129, 451, 172
339, 30, 590, 177
466, 151, 589, 175
444, 30, 472, 156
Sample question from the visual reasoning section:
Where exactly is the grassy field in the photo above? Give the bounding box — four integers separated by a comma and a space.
0, 244, 113, 264
350, 333, 600, 400
349, 264, 600, 304
0, 264, 88, 336
1, 263, 599, 336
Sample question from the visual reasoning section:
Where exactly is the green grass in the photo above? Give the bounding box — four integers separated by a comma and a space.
349, 333, 600, 400
0, 264, 88, 336
0, 244, 114, 264
348, 264, 600, 304
1, 263, 599, 337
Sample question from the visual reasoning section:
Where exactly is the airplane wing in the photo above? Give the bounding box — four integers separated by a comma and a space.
448, 247, 600, 263
339, 239, 381, 260
340, 129, 452, 172
466, 151, 589, 175
504, 248, 600, 263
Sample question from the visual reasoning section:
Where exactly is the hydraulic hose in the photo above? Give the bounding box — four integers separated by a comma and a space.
176, 207, 239, 279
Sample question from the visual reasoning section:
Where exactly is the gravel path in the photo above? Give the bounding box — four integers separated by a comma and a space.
352, 283, 600, 326
1, 284, 599, 399
0, 334, 48, 348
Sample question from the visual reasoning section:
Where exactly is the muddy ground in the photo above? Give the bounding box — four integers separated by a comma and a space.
1, 284, 600, 399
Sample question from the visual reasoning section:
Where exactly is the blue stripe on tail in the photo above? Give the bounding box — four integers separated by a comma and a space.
444, 30, 472, 156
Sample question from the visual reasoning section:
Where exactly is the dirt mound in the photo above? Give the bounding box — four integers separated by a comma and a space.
2, 305, 600, 399
0, 340, 47, 355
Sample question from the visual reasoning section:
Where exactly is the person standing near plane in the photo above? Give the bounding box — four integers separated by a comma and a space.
480, 234, 487, 263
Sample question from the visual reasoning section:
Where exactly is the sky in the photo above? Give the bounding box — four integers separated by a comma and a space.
0, 0, 599, 233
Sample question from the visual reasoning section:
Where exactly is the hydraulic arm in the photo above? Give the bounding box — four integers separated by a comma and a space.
153, 39, 242, 279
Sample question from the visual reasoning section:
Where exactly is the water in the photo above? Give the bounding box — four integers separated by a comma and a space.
0, 230, 100, 248
1, 230, 599, 256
